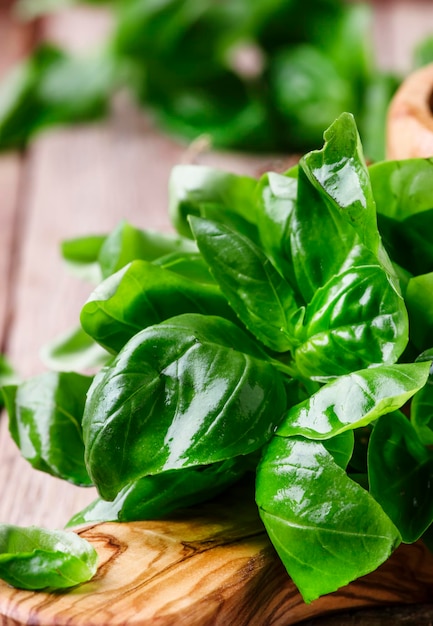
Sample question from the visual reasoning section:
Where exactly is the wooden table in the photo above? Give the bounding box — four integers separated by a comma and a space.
1, 1, 433, 624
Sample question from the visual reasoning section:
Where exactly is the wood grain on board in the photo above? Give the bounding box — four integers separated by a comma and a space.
0, 2, 433, 625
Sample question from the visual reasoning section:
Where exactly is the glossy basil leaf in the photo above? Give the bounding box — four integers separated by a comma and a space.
98, 220, 197, 279
255, 170, 299, 290
256, 436, 400, 603
278, 362, 430, 440
293, 263, 409, 378
405, 272, 433, 351
61, 234, 105, 283
168, 165, 257, 239
67, 457, 251, 527
411, 373, 433, 446
190, 216, 297, 352
0, 525, 97, 590
368, 411, 433, 543
40, 325, 110, 371
291, 113, 385, 301
5, 372, 93, 486
83, 313, 288, 500
81, 259, 239, 354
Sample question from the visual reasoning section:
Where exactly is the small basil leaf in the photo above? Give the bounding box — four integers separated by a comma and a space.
278, 362, 430, 440
67, 457, 250, 527
98, 220, 197, 279
83, 313, 287, 500
190, 216, 297, 352
368, 411, 433, 543
0, 525, 98, 590
80, 259, 239, 354
40, 325, 110, 372
255, 170, 299, 290
6, 372, 93, 486
154, 250, 215, 284
61, 234, 105, 284
294, 263, 409, 378
256, 436, 400, 603
168, 165, 257, 239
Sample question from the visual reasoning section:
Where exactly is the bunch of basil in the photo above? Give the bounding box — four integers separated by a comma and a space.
2, 112, 433, 600
1, 0, 400, 160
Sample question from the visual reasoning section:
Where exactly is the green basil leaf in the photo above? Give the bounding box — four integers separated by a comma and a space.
368, 410, 433, 543
83, 313, 287, 500
256, 436, 400, 603
293, 263, 409, 378
291, 113, 385, 301
61, 234, 105, 284
67, 457, 250, 527
40, 325, 110, 371
278, 362, 430, 440
405, 272, 433, 351
6, 372, 93, 486
0, 525, 97, 590
154, 250, 215, 284
322, 430, 354, 470
80, 259, 239, 354
190, 216, 297, 352
0, 355, 18, 407
370, 158, 433, 276
98, 220, 197, 279
168, 165, 257, 239
411, 372, 433, 446
255, 170, 299, 289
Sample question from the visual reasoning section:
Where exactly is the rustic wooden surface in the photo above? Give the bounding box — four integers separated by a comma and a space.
1, 1, 433, 624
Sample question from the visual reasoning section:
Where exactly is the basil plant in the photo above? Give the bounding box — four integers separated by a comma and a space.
3, 112, 433, 601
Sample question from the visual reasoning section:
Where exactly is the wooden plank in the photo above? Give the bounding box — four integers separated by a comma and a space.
0, 3, 35, 351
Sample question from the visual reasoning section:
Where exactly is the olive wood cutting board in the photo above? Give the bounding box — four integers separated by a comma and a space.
0, 487, 433, 626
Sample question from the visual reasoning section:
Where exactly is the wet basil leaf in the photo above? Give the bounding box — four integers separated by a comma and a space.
368, 411, 433, 543
256, 436, 400, 603
83, 313, 288, 500
0, 524, 97, 590
293, 263, 408, 379
0, 356, 18, 406
5, 372, 93, 486
80, 259, 239, 354
278, 362, 430, 440
190, 216, 297, 352
255, 170, 299, 290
